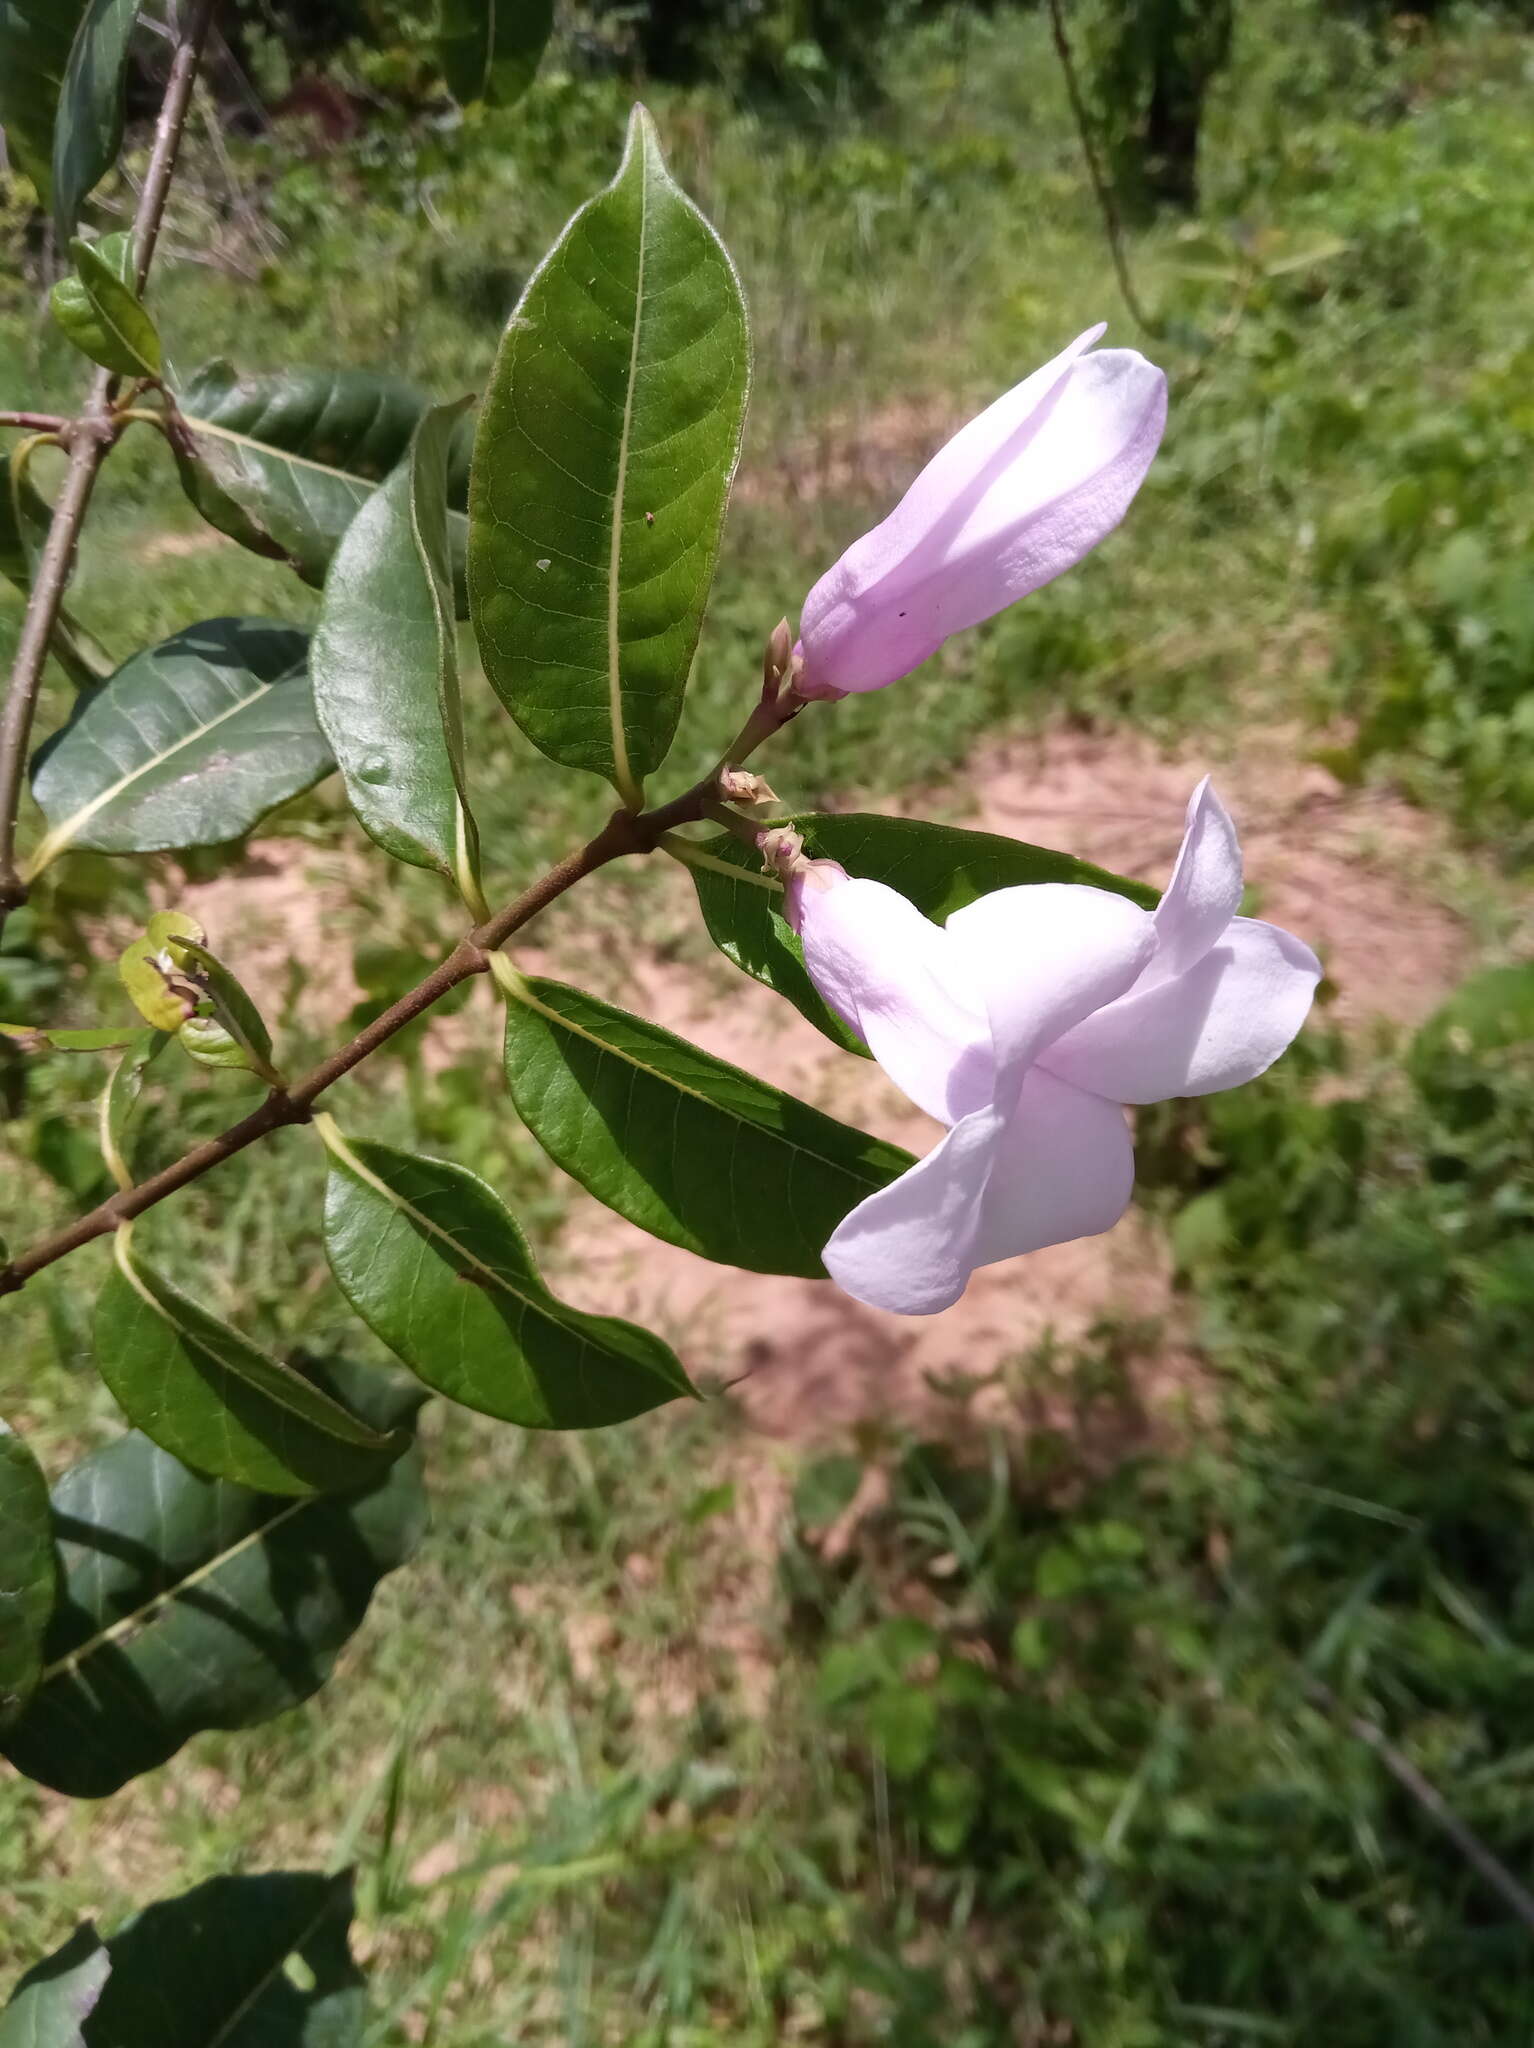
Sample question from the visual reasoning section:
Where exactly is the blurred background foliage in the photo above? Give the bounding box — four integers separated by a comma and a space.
3, 1, 1534, 2041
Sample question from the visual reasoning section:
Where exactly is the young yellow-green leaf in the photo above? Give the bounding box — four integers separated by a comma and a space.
0, 0, 90, 203
0, 1021, 139, 1053
439, 0, 553, 107
52, 0, 139, 240
100, 1028, 169, 1181
0, 1420, 57, 1732
687, 812, 1161, 1052
313, 399, 480, 890
52, 233, 160, 377
95, 1236, 408, 1496
469, 105, 749, 803
174, 935, 278, 1080
0, 1390, 424, 1796
171, 361, 462, 591
28, 618, 329, 870
0, 1927, 109, 2048
500, 975, 911, 1278
320, 1126, 693, 1428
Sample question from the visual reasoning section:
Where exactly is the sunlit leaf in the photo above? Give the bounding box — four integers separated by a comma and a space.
469, 105, 749, 801
439, 0, 553, 107
321, 1125, 694, 1427
0, 1420, 56, 1731
688, 812, 1158, 1051
95, 1235, 409, 1496
52, 234, 160, 378
0, 1022, 138, 1052
51, 0, 138, 240
0, 1371, 425, 1796
0, 1927, 109, 2048
500, 974, 910, 1277
28, 617, 329, 868
313, 399, 480, 888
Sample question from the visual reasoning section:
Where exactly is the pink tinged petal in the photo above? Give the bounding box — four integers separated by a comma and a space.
822, 1108, 1004, 1316
943, 883, 1156, 1080
972, 1069, 1135, 1267
1041, 916, 1323, 1105
798, 330, 1168, 695
1147, 777, 1243, 983
795, 876, 992, 1123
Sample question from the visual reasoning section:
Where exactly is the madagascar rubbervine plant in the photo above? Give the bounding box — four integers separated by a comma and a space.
0, 1, 1320, 2030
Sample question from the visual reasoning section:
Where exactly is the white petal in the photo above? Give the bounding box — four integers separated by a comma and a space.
1041, 916, 1323, 1104
823, 1108, 1003, 1316
795, 875, 992, 1123
972, 1069, 1135, 1266
944, 883, 1155, 1079
1148, 777, 1243, 983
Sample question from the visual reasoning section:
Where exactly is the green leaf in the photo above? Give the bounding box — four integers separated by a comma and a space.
94, 1236, 409, 1497
439, 0, 553, 107
469, 104, 749, 802
101, 1028, 169, 1179
2, 442, 111, 693
688, 812, 1160, 1052
51, 0, 138, 241
320, 1124, 694, 1428
0, 1420, 56, 1732
0, 1928, 110, 2048
28, 618, 330, 868
173, 935, 279, 1081
0, 1023, 138, 1053
172, 362, 458, 591
312, 399, 480, 889
12, 1873, 363, 2047
0, 0, 90, 202
52, 235, 160, 378
500, 974, 911, 1278
0, 1390, 425, 1796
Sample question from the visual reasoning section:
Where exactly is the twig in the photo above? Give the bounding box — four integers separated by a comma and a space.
0, 411, 69, 434
0, 774, 738, 1298
0, 0, 218, 929
1044, 0, 1164, 341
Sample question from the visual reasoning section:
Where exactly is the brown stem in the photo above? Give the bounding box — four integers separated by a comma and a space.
0, 412, 69, 434
1044, 0, 1165, 342
0, 793, 721, 1299
0, 0, 218, 929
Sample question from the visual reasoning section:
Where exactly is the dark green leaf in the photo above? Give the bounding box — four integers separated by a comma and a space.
0, 1928, 109, 2048
0, 1420, 56, 1731
0, 0, 90, 202
469, 105, 749, 801
51, 0, 138, 241
13, 1874, 363, 2047
320, 1124, 693, 1427
312, 399, 480, 887
52, 235, 160, 378
0, 1403, 425, 1796
688, 812, 1160, 1052
94, 1236, 408, 1496
29, 618, 329, 866
500, 974, 911, 1278
171, 362, 457, 591
439, 0, 553, 107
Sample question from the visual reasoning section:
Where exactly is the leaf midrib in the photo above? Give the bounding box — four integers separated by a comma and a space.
605, 125, 650, 807
182, 413, 374, 486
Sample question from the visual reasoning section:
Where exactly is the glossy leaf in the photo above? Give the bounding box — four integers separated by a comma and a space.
312, 399, 479, 887
321, 1126, 694, 1427
688, 812, 1160, 1052
174, 935, 279, 1080
29, 618, 329, 866
52, 0, 138, 240
0, 1379, 425, 1796
0, 0, 89, 201
95, 1237, 408, 1497
0, 1928, 110, 2048
172, 362, 455, 590
0, 1420, 56, 1731
469, 105, 749, 801
439, 0, 553, 107
501, 974, 911, 1277
52, 235, 160, 378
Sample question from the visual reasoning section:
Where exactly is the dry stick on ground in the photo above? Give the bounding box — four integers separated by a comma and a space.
1044, 0, 1165, 343
0, 0, 219, 927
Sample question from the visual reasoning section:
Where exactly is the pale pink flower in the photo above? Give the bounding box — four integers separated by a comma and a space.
787, 781, 1321, 1315
796, 325, 1167, 698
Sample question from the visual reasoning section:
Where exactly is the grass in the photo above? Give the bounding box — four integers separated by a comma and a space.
3, 1, 1534, 2040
